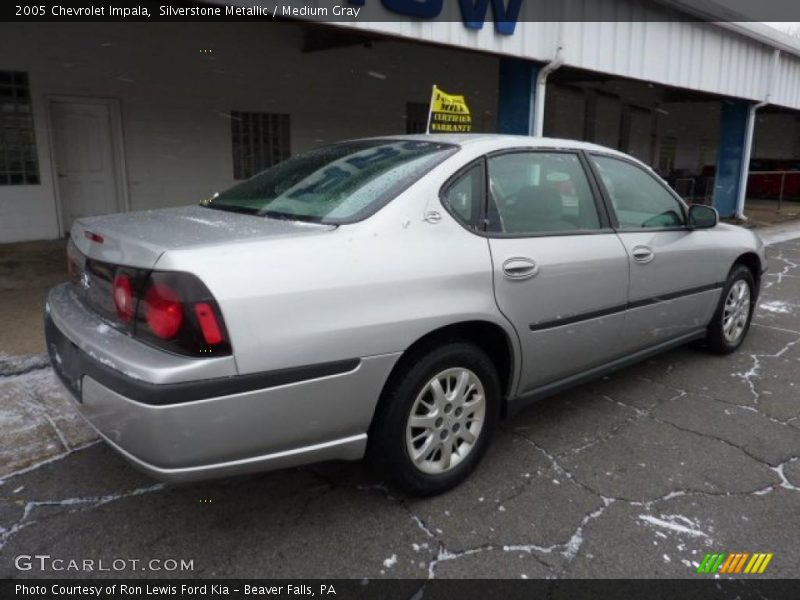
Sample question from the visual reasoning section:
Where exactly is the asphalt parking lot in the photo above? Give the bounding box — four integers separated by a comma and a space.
1, 235, 799, 580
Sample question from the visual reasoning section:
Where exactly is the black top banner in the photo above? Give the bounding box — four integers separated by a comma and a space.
2, 0, 800, 23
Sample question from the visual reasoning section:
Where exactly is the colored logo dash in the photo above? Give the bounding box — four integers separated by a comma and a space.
696, 552, 773, 574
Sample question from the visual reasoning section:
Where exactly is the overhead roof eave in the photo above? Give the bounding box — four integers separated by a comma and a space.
657, 0, 800, 57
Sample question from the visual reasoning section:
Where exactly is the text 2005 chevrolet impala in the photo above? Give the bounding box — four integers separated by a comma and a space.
45, 135, 766, 495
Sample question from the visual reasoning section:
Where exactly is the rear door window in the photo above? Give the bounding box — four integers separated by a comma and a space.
487, 152, 602, 235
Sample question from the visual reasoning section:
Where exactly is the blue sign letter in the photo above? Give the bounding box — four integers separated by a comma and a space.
347, 0, 520, 35
459, 0, 522, 35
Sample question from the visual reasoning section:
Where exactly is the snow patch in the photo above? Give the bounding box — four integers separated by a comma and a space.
382, 554, 397, 569
759, 301, 793, 314
563, 503, 610, 560
638, 514, 708, 538
661, 491, 686, 501
503, 543, 556, 555
771, 459, 800, 492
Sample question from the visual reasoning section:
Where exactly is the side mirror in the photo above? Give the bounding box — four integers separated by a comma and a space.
688, 204, 718, 229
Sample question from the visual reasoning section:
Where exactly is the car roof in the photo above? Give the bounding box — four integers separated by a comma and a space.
375, 133, 634, 159
362, 133, 651, 172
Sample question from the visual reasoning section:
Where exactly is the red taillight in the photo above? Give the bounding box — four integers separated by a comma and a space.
112, 273, 135, 323
194, 303, 223, 345
144, 283, 183, 339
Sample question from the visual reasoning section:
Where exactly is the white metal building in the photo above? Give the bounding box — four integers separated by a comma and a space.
1, 0, 800, 243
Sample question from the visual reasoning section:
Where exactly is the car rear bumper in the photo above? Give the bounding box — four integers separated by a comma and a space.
45, 284, 400, 482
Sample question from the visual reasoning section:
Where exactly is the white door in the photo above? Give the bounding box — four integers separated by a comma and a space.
50, 101, 120, 233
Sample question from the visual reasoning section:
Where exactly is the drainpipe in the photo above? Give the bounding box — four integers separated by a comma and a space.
531, 46, 564, 137
735, 48, 781, 220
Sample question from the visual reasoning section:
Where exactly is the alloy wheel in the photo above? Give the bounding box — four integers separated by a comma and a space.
722, 279, 751, 343
405, 367, 486, 475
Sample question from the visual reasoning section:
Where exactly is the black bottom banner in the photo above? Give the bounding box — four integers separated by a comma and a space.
3, 579, 800, 600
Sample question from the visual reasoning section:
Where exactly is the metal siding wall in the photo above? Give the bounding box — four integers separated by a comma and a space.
774, 54, 800, 109
342, 2, 800, 111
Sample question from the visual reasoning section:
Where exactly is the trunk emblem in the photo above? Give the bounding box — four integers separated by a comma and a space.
84, 231, 104, 243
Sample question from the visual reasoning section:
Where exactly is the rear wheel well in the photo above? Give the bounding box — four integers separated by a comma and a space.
733, 252, 762, 294
374, 321, 514, 423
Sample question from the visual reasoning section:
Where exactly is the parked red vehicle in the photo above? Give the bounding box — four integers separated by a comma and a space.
700, 159, 800, 201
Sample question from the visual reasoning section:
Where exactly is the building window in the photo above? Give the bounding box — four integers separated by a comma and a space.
0, 71, 39, 185
406, 102, 429, 134
230, 111, 290, 179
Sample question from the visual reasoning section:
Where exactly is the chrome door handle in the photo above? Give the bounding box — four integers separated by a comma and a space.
631, 245, 654, 264
502, 257, 538, 280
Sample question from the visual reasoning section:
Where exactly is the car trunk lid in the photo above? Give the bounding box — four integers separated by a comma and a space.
70, 204, 336, 269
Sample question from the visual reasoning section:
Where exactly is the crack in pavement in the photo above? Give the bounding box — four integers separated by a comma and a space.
299, 467, 449, 577
653, 413, 795, 470
641, 374, 799, 427
484, 394, 798, 574
632, 328, 800, 423
331, 463, 575, 579
597, 389, 799, 475
731, 332, 800, 405
421, 494, 617, 579
768, 251, 799, 286
0, 482, 165, 552
0, 439, 101, 485
553, 390, 685, 459
772, 458, 800, 492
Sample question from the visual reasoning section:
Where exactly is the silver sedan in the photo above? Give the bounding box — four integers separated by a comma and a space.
45, 135, 766, 495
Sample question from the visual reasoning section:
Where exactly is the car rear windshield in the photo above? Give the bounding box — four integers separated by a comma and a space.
204, 139, 457, 224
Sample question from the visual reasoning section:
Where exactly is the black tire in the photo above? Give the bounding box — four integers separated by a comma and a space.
705, 264, 756, 354
368, 341, 501, 497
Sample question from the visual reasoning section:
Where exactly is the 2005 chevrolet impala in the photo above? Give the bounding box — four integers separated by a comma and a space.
45, 135, 766, 495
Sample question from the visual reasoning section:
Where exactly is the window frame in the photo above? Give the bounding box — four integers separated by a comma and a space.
585, 151, 690, 232
438, 147, 615, 239
0, 70, 39, 186
230, 110, 291, 180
